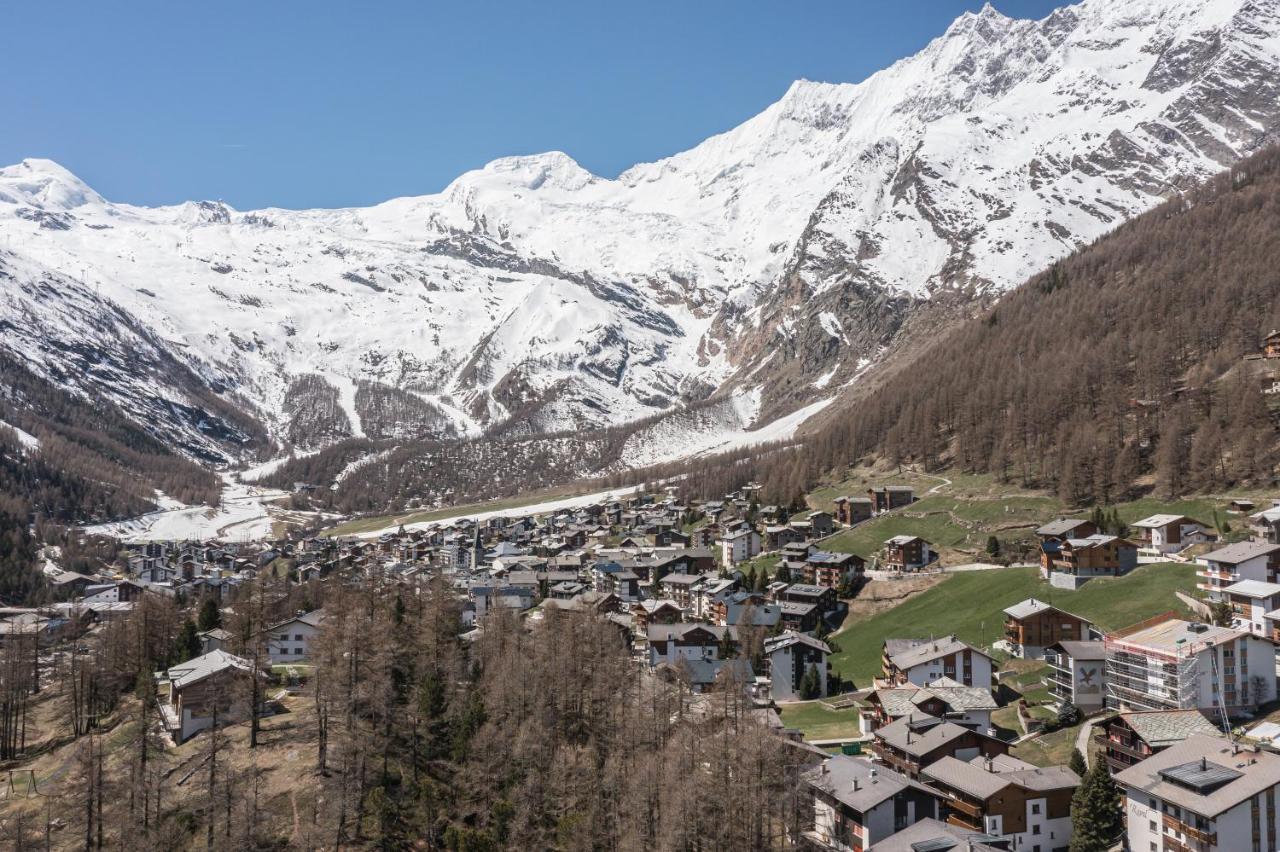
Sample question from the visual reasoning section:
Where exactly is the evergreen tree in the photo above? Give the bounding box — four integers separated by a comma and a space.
799, 665, 821, 700
985, 535, 1001, 557
774, 564, 792, 584
173, 619, 201, 663
196, 597, 222, 632
1068, 747, 1087, 777
1069, 759, 1124, 851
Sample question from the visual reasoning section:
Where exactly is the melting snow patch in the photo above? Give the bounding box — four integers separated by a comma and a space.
0, 419, 39, 452
812, 367, 838, 389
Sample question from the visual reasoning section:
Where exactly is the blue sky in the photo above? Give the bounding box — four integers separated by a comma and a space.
5, 0, 1063, 209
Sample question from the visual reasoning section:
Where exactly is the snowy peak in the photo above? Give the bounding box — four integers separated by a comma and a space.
0, 158, 104, 210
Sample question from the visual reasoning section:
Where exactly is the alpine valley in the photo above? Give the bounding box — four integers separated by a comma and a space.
4, 0, 1280, 512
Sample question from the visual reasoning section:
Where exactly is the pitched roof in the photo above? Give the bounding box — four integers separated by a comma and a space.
164, 649, 254, 690
1201, 541, 1280, 565
803, 756, 934, 812
1035, 518, 1093, 537
875, 714, 995, 757
885, 636, 991, 670
1048, 640, 1105, 660
869, 819, 1005, 852
1132, 514, 1199, 528
1119, 710, 1222, 748
763, 631, 831, 656
1221, 579, 1280, 599
1114, 733, 1280, 817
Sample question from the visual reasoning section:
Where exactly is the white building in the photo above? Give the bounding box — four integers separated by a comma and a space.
1218, 579, 1280, 637
882, 636, 996, 689
922, 754, 1076, 850
1116, 733, 1280, 852
802, 756, 944, 851
265, 610, 324, 664
1197, 542, 1280, 597
1105, 617, 1277, 715
763, 631, 831, 701
1131, 514, 1212, 556
1043, 640, 1107, 713
720, 528, 762, 566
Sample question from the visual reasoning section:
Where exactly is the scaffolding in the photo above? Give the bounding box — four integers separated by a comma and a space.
1104, 631, 1204, 712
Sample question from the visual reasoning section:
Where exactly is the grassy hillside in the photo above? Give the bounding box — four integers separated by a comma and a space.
829, 563, 1199, 687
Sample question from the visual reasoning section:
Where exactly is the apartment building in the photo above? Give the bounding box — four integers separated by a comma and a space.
1116, 734, 1280, 852
1104, 615, 1277, 716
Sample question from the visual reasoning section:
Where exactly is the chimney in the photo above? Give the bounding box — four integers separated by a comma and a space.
853, 778, 860, 792
870, 767, 878, 784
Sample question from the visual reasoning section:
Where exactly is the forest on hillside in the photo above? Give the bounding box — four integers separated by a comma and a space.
1, 575, 806, 850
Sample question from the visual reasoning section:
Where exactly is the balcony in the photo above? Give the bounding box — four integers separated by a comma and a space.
1163, 813, 1216, 847
944, 797, 984, 821
1105, 738, 1151, 762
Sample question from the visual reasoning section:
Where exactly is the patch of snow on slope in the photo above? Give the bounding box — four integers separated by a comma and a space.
239, 450, 321, 483
620, 390, 832, 469
355, 483, 650, 539
812, 368, 838, 390
818, 312, 848, 344
0, 419, 39, 451
332, 447, 397, 489
85, 474, 293, 542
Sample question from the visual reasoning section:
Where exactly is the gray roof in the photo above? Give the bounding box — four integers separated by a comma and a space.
1119, 710, 1222, 748
1222, 579, 1280, 598
164, 649, 253, 690
875, 715, 994, 757
921, 756, 1010, 799
764, 631, 831, 656
886, 636, 990, 670
1115, 733, 1280, 817
1048, 640, 1105, 661
803, 755, 934, 812
1035, 518, 1092, 537
872, 820, 1005, 851
1201, 541, 1280, 565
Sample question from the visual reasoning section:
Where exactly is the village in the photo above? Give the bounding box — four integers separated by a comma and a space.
4, 471, 1280, 851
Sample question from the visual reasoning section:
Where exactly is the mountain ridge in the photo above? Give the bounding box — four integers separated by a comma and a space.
2, 0, 1279, 473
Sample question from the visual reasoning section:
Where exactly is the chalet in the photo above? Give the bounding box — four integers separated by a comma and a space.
696, 577, 740, 620
802, 756, 946, 851
832, 496, 873, 526
870, 714, 1010, 779
763, 631, 831, 701
265, 610, 324, 663
1040, 534, 1137, 589
921, 754, 1077, 849
1101, 709, 1221, 775
778, 601, 821, 633
199, 627, 231, 655
1034, 518, 1097, 543
1266, 328, 1280, 358
1197, 541, 1280, 597
548, 580, 587, 600
801, 551, 865, 589
158, 649, 262, 744
1130, 514, 1212, 555
724, 598, 782, 630
631, 599, 682, 632
882, 636, 995, 689
868, 486, 915, 515
646, 623, 730, 668
777, 582, 838, 615
470, 585, 535, 619
1250, 506, 1280, 544
863, 678, 998, 733
764, 525, 804, 550
1001, 598, 1093, 658
1219, 579, 1280, 636
880, 536, 935, 573
799, 510, 835, 538
1043, 640, 1106, 713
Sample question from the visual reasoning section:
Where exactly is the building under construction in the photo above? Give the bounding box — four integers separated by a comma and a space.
1104, 612, 1276, 716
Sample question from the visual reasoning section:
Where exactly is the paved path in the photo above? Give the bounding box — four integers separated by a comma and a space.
1076, 717, 1099, 768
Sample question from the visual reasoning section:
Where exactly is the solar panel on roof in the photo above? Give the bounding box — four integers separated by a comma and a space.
910, 840, 957, 852
1159, 759, 1243, 794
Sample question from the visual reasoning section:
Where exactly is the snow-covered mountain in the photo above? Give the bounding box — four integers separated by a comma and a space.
3, 0, 1279, 464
